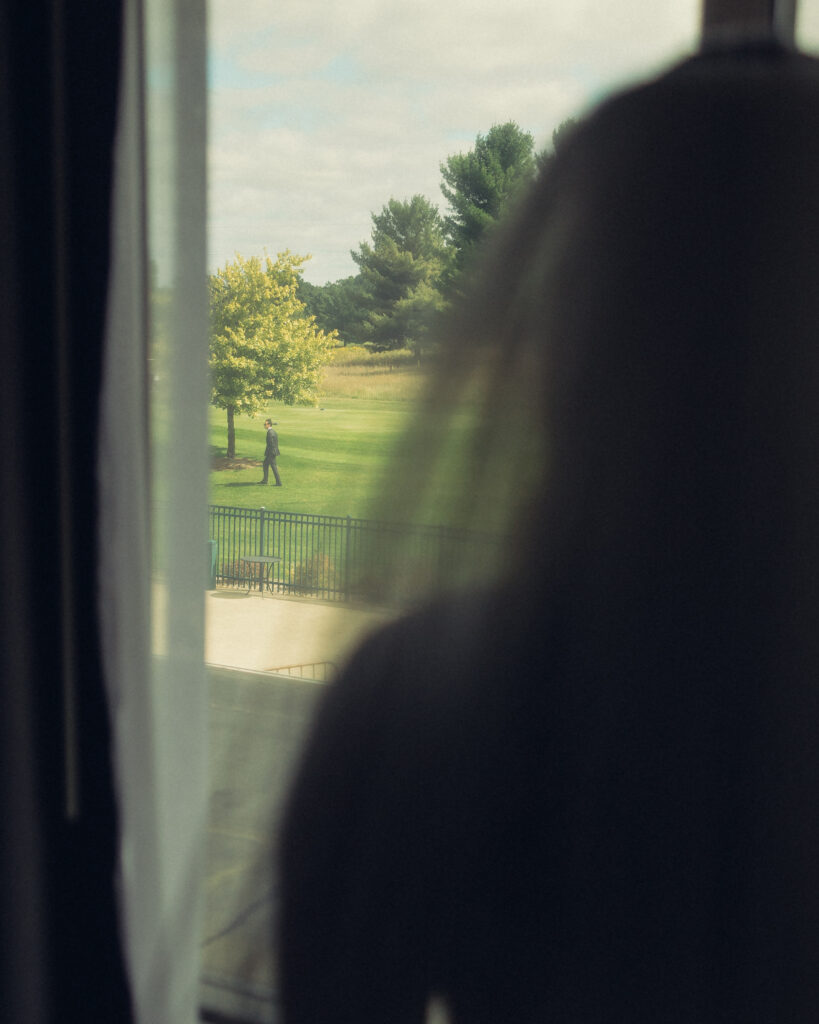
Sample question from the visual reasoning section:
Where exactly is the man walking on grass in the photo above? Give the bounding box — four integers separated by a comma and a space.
258, 418, 282, 486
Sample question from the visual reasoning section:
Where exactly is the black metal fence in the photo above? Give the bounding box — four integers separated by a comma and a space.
208, 505, 498, 604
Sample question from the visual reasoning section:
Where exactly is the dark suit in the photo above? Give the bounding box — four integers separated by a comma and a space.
262, 426, 281, 485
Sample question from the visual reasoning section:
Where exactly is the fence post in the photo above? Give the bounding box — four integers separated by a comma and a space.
344, 515, 352, 602
258, 507, 266, 592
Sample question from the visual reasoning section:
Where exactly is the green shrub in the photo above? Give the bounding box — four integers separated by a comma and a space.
290, 552, 338, 595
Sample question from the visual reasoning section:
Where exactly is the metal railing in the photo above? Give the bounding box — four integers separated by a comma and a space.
208, 504, 497, 604
266, 661, 338, 682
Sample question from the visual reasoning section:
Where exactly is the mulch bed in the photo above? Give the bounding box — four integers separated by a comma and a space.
211, 456, 261, 471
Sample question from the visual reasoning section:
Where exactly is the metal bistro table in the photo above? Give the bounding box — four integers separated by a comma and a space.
241, 554, 282, 595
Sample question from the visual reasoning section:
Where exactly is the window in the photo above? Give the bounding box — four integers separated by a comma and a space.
106, 1, 819, 1021
199, 4, 700, 1021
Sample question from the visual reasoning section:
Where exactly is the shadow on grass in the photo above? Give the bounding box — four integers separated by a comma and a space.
224, 481, 264, 488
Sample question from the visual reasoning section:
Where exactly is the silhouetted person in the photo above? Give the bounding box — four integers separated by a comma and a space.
258, 418, 282, 486
278, 42, 819, 1023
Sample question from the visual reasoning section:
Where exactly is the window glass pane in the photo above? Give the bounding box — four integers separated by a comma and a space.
202, 3, 699, 1019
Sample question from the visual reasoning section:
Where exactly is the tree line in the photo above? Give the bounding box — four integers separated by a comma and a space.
299, 119, 575, 355
210, 119, 575, 456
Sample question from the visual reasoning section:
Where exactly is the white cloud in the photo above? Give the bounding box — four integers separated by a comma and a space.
207, 0, 700, 283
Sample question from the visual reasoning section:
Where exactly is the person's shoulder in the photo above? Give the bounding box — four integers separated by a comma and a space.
343, 588, 490, 672
337, 582, 550, 714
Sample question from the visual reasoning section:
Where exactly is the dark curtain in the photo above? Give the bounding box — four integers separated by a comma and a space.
0, 1, 133, 1020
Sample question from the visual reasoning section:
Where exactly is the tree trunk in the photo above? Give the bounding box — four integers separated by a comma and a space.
227, 405, 236, 459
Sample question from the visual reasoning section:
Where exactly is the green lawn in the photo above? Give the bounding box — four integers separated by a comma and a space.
209, 397, 416, 520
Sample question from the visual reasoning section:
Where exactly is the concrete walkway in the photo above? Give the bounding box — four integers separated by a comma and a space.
201, 589, 396, 1021
206, 587, 394, 675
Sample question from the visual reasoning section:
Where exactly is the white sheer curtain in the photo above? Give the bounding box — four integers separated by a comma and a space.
98, 0, 209, 1020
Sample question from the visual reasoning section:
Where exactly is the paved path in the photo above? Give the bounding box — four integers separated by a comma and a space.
206, 588, 393, 675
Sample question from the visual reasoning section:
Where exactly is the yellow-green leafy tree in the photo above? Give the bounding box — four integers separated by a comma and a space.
210, 252, 336, 457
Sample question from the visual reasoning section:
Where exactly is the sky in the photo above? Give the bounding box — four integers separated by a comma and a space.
207, 0, 819, 286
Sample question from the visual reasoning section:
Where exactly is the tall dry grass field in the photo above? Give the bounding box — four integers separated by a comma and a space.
320, 345, 427, 401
